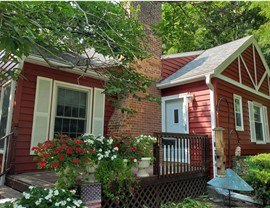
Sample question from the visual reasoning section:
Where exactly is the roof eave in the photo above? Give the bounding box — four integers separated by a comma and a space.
156, 75, 206, 89
25, 55, 105, 80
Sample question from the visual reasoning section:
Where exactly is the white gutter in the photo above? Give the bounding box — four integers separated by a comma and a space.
205, 74, 217, 177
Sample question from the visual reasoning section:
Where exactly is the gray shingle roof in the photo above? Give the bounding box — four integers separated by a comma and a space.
157, 35, 254, 89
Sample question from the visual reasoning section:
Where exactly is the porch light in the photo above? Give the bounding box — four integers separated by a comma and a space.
213, 127, 226, 177
186, 94, 194, 103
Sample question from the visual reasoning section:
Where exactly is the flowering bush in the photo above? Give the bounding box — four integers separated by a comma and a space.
32, 134, 92, 189
109, 134, 141, 164
3, 186, 86, 208
80, 133, 119, 163
134, 135, 157, 159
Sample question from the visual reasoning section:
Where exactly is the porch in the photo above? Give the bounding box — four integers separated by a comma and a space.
1, 132, 210, 207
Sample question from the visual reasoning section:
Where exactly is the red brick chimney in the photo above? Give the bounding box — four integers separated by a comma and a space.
108, 2, 162, 136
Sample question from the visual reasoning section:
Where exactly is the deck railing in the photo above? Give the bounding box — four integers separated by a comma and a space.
153, 132, 210, 177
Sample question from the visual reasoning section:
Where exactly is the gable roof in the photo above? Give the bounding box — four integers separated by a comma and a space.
157, 35, 269, 89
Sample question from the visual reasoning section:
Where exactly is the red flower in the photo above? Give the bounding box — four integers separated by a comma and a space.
51, 162, 60, 168
129, 147, 135, 151
73, 139, 83, 145
76, 148, 82, 153
125, 141, 130, 145
89, 149, 94, 153
40, 160, 46, 168
32, 146, 38, 151
43, 153, 50, 157
61, 140, 67, 144
59, 155, 64, 161
67, 147, 73, 155
72, 158, 79, 163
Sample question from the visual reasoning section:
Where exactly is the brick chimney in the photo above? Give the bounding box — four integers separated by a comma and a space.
108, 2, 162, 136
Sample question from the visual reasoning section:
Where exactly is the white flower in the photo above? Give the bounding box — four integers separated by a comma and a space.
73, 199, 82, 207
23, 192, 30, 199
45, 193, 53, 200
113, 147, 119, 151
54, 190, 59, 196
55, 202, 60, 207
29, 186, 34, 190
134, 158, 137, 163
70, 190, 76, 194
60, 200, 67, 206
67, 198, 71, 201
35, 199, 42, 206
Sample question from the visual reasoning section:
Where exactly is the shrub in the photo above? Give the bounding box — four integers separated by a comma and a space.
245, 153, 270, 206
160, 197, 211, 208
1, 186, 86, 208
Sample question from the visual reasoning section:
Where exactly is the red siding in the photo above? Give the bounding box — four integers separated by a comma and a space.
12, 62, 114, 173
161, 55, 199, 79
221, 59, 239, 82
214, 78, 270, 168
162, 81, 213, 175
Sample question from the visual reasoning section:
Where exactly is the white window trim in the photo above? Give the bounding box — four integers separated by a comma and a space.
49, 80, 93, 139
248, 101, 270, 144
233, 94, 244, 131
161, 93, 190, 133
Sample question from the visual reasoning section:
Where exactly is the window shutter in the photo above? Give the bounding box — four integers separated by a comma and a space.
30, 77, 53, 154
262, 106, 270, 143
248, 101, 256, 142
92, 88, 105, 135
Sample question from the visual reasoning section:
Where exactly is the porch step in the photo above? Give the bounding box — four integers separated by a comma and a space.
0, 185, 21, 199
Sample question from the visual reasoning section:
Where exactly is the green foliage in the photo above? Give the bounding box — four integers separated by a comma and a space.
158, 196, 211, 208
155, 2, 266, 57
1, 186, 86, 208
0, 2, 158, 113
94, 158, 138, 205
245, 153, 270, 206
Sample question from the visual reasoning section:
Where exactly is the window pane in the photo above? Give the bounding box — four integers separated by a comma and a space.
174, 109, 179, 124
236, 113, 242, 127
255, 123, 263, 141
54, 87, 87, 138
0, 84, 11, 148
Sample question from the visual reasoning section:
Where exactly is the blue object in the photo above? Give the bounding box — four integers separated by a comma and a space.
207, 168, 253, 192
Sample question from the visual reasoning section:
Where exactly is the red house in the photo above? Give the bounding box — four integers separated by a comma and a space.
157, 35, 270, 176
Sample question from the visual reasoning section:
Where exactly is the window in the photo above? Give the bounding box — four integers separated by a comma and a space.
0, 82, 11, 149
234, 95, 244, 131
31, 77, 105, 153
54, 87, 88, 138
248, 101, 270, 143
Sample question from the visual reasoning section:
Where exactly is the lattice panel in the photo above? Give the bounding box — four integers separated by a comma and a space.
102, 175, 208, 208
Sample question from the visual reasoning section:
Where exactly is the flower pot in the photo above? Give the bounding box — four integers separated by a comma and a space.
86, 164, 98, 183
137, 157, 151, 177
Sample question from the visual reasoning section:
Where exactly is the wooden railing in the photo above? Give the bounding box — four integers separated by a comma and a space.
153, 132, 210, 177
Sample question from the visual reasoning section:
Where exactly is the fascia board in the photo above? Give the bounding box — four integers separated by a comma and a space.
25, 55, 105, 80
156, 74, 206, 89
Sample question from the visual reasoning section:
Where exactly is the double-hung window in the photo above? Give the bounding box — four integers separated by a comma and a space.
30, 76, 105, 153
248, 101, 270, 144
234, 95, 244, 131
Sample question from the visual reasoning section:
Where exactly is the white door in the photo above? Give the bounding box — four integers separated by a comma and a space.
163, 97, 190, 163
165, 98, 185, 133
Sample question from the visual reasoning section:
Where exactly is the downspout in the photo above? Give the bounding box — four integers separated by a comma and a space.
205, 74, 217, 178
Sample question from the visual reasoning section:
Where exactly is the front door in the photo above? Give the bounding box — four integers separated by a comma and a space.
165, 98, 185, 133
163, 97, 190, 163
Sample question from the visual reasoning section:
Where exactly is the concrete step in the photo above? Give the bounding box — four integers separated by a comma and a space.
0, 185, 21, 200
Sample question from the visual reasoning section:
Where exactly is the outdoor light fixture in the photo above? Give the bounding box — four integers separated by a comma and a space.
208, 97, 253, 208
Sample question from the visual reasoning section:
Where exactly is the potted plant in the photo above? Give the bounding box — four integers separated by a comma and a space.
134, 135, 157, 177
80, 133, 138, 204
32, 134, 92, 189
2, 186, 87, 208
